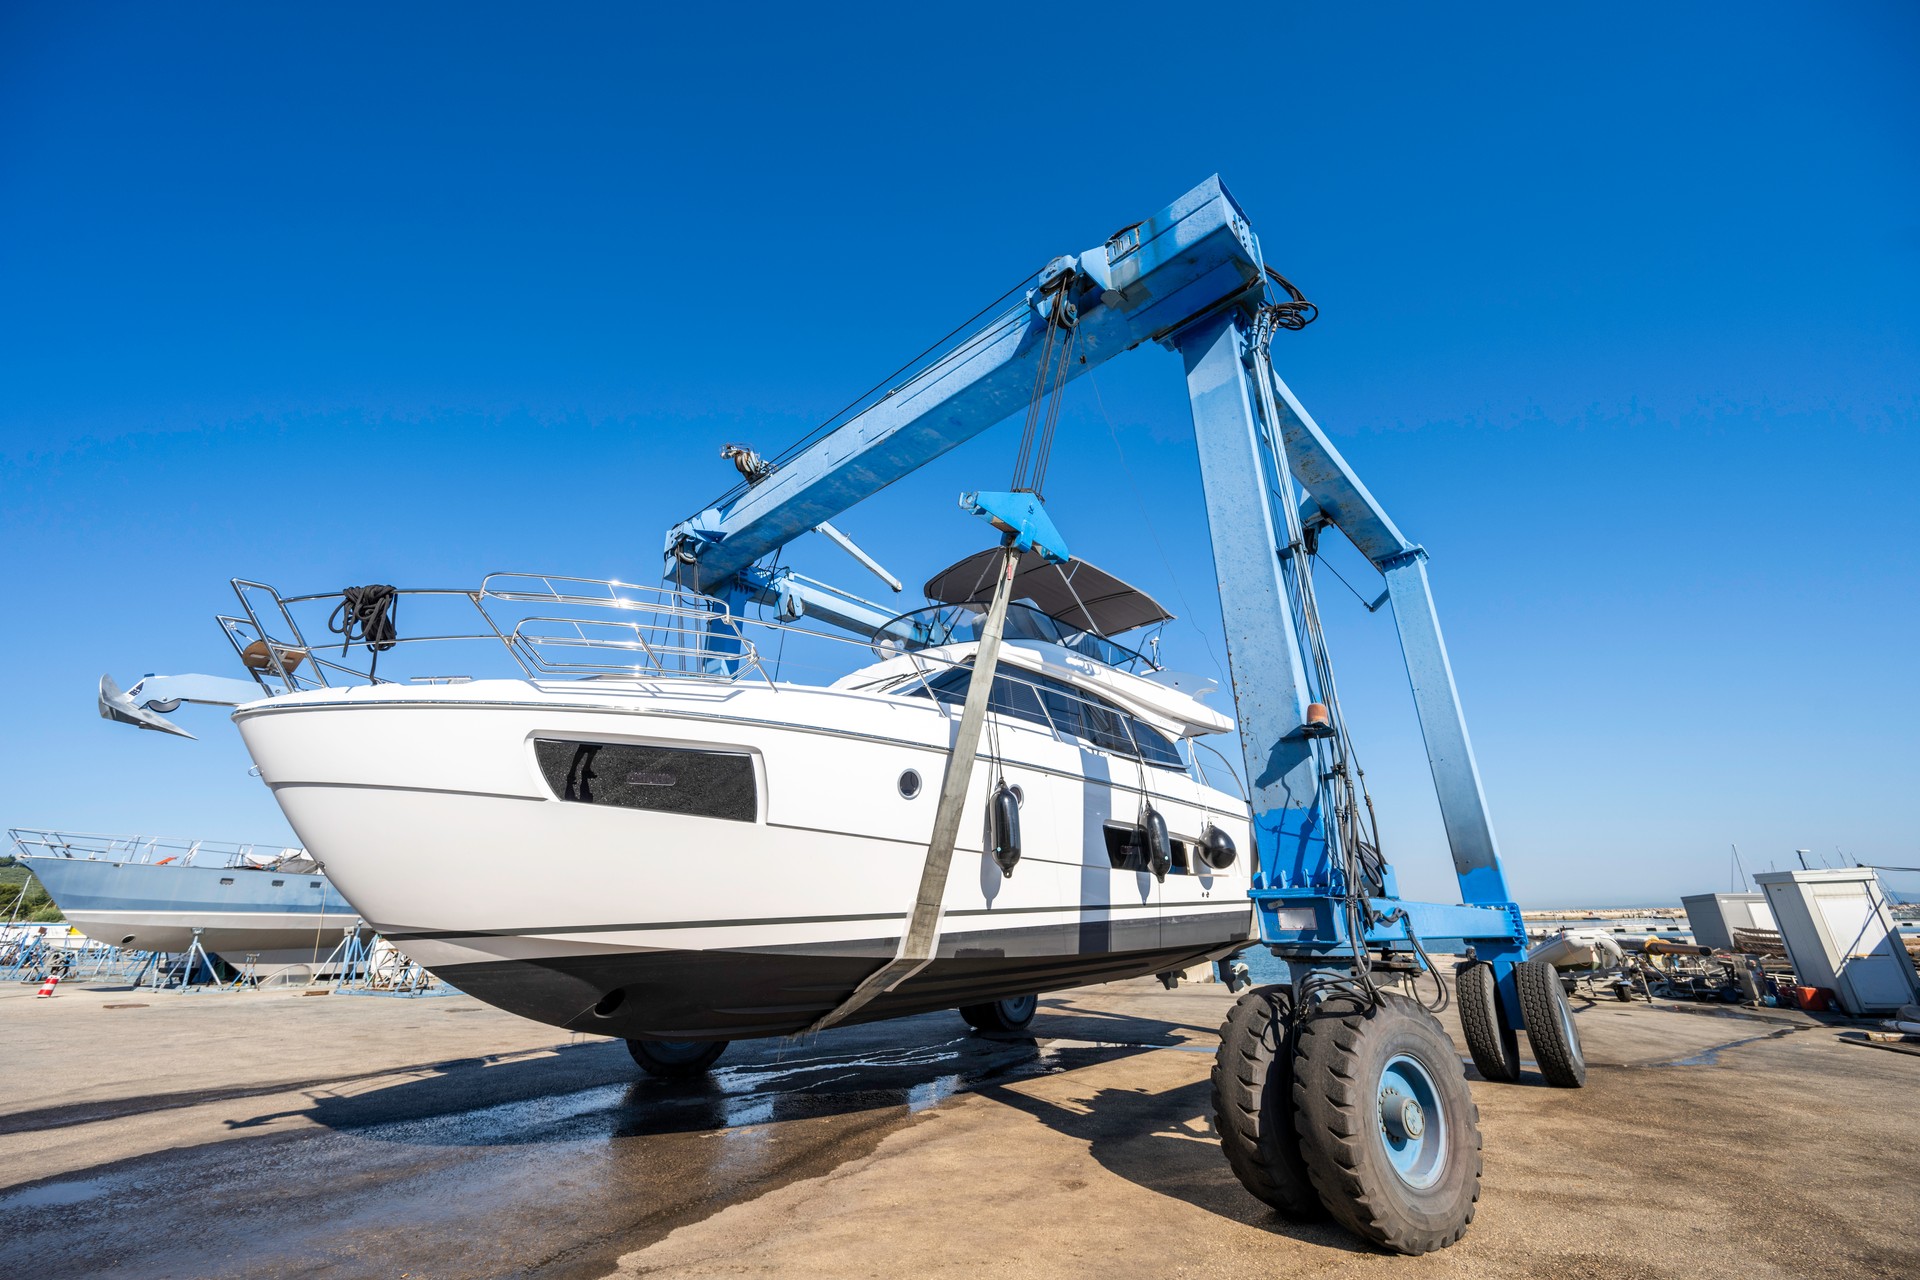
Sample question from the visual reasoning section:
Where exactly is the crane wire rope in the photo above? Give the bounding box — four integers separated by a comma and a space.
1249, 298, 1444, 1013
1010, 282, 1079, 497
1313, 551, 1386, 613
1029, 318, 1078, 497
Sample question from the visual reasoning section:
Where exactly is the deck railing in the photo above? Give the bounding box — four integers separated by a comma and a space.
212, 573, 1245, 794
221, 574, 764, 694
8, 829, 307, 870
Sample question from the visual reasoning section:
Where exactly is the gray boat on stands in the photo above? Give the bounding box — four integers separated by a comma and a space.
11, 830, 364, 972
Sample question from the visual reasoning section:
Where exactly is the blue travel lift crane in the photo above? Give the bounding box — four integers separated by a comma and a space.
662, 176, 1586, 1255
94, 176, 1583, 1255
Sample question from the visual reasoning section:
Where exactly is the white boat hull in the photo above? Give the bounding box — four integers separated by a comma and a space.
236, 678, 1256, 1039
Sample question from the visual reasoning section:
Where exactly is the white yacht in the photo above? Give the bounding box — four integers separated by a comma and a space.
165, 553, 1255, 1059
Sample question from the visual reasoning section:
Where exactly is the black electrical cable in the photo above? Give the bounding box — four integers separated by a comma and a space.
1373, 905, 1451, 1013
1263, 265, 1318, 331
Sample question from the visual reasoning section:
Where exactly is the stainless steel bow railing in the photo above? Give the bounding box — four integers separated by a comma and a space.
219, 573, 764, 694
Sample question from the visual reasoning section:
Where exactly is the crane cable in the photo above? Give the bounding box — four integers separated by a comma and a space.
1010, 278, 1079, 498
1249, 298, 1444, 1012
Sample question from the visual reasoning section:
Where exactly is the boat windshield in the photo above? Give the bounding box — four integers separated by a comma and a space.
873, 603, 1156, 673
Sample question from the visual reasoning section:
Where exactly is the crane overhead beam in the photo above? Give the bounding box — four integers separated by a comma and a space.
658, 172, 1519, 940
664, 176, 1265, 593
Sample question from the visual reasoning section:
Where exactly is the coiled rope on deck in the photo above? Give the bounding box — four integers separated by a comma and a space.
328, 585, 401, 680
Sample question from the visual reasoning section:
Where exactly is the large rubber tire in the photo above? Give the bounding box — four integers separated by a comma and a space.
1454, 961, 1521, 1084
1211, 985, 1323, 1219
626, 1038, 729, 1078
1293, 992, 1483, 1255
959, 994, 1038, 1032
1514, 960, 1587, 1088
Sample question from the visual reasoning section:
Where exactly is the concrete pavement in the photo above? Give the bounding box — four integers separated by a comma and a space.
2, 976, 1914, 1278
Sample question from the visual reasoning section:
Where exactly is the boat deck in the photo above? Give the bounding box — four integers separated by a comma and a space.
2, 975, 1913, 1278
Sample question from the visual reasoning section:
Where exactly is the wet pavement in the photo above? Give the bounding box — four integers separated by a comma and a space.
0, 988, 1197, 1279
4, 978, 1918, 1279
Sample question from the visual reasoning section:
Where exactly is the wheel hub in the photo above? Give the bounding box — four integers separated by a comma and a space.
1380, 1088, 1425, 1141
1376, 1053, 1447, 1190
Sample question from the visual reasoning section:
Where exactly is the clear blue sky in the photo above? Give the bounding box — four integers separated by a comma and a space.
3, 3, 1915, 907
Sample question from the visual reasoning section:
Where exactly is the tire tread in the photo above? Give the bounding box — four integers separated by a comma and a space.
1455, 960, 1522, 1083
1514, 960, 1588, 1088
1209, 986, 1323, 1218
1292, 993, 1482, 1255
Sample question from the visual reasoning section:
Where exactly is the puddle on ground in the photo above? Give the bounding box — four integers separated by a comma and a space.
0, 1177, 112, 1208
1664, 1027, 1800, 1067
0, 1020, 1180, 1280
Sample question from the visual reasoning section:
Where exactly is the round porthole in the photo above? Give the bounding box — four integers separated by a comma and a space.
1008, 784, 1025, 806
898, 769, 922, 799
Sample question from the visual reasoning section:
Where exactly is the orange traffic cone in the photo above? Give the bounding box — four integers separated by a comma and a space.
35, 974, 59, 998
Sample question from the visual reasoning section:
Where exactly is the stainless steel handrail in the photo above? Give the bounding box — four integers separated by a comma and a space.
8, 829, 307, 870
206, 573, 1230, 789
222, 575, 763, 692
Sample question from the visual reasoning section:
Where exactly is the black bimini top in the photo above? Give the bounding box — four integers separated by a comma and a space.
922, 548, 1173, 638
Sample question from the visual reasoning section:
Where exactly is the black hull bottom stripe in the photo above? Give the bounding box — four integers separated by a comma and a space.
384, 898, 1245, 943
433, 912, 1254, 1040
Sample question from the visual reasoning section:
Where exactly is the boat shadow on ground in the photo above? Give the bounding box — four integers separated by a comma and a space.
232, 1004, 1198, 1148
971, 1074, 1374, 1254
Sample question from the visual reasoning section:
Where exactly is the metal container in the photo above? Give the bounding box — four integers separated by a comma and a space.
1680, 892, 1776, 952
1752, 869, 1920, 1016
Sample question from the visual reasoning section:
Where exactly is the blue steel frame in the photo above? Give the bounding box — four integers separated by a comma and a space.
1176, 306, 1526, 1020
666, 176, 1529, 1022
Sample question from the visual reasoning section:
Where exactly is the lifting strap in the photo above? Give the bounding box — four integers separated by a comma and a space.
807, 543, 1021, 1033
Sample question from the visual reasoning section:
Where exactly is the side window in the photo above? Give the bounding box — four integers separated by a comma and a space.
534, 740, 757, 823
1078, 700, 1137, 757
901, 668, 1053, 734
1036, 678, 1086, 740
988, 674, 1051, 730
1126, 721, 1185, 770
1103, 823, 1146, 871
1035, 674, 1185, 770
903, 666, 1184, 770
1104, 825, 1197, 873
901, 666, 970, 708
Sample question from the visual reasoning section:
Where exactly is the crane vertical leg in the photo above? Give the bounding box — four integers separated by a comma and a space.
1176, 312, 1326, 890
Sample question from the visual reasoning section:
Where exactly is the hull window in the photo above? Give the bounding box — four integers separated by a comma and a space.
1103, 823, 1148, 872
1103, 823, 1196, 875
534, 740, 757, 823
